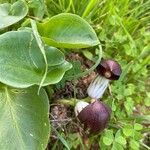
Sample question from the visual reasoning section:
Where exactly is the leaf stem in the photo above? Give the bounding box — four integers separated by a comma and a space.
65, 45, 102, 80
30, 19, 48, 94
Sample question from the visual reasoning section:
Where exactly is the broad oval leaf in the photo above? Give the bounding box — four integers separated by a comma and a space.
31, 45, 65, 67
0, 85, 49, 150
0, 31, 72, 88
37, 13, 100, 48
0, 0, 28, 29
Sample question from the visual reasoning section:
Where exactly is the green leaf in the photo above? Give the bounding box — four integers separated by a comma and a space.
115, 130, 126, 145
112, 142, 124, 150
67, 133, 83, 149
124, 97, 134, 115
144, 93, 150, 106
119, 61, 133, 82
112, 100, 116, 111
56, 60, 82, 89
53, 129, 70, 150
28, 0, 45, 19
123, 125, 134, 137
0, 85, 49, 150
144, 97, 150, 107
103, 130, 114, 146
115, 136, 126, 146
103, 137, 113, 146
0, 0, 28, 29
37, 13, 100, 48
0, 30, 72, 88
134, 123, 143, 131
130, 140, 139, 150
82, 50, 94, 61
82, 0, 98, 18
46, 46, 65, 66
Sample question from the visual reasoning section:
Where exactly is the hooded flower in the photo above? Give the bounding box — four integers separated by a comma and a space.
75, 100, 111, 133
87, 59, 122, 99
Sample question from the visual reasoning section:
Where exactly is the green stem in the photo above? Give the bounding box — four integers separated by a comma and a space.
64, 45, 102, 80
109, 123, 121, 129
140, 141, 150, 150
57, 98, 79, 106
56, 97, 91, 106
